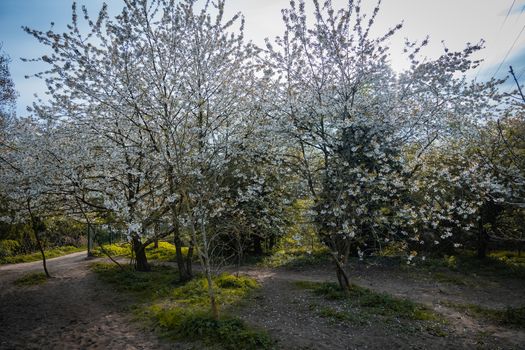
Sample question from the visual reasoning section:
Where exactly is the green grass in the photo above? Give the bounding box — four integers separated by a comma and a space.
294, 280, 439, 323
92, 241, 188, 262
489, 251, 525, 270
0, 245, 85, 265
91, 263, 272, 349
258, 247, 330, 268
444, 302, 525, 328
415, 251, 525, 278
13, 272, 49, 286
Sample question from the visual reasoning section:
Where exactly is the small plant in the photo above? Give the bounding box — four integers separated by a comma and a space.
162, 311, 273, 350
13, 272, 48, 286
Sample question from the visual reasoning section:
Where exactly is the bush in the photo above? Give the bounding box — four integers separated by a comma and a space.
0, 239, 21, 258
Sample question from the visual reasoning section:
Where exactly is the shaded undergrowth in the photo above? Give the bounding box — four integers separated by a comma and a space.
257, 247, 330, 268
91, 263, 272, 349
92, 241, 188, 263
295, 280, 446, 336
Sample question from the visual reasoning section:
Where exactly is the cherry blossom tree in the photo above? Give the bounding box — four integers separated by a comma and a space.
265, 0, 506, 290
24, 0, 270, 319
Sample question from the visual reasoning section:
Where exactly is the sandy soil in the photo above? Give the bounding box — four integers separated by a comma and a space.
1, 255, 524, 350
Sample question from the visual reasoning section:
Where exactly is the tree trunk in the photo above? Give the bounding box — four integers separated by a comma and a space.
204, 258, 219, 320
175, 233, 191, 282
477, 222, 488, 260
87, 224, 94, 257
35, 230, 51, 278
253, 235, 263, 255
132, 236, 151, 272
186, 242, 194, 277
330, 251, 351, 293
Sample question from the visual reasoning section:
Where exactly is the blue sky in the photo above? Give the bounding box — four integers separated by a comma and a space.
1, 0, 524, 116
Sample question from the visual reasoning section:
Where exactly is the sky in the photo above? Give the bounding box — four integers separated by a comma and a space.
1, 0, 524, 116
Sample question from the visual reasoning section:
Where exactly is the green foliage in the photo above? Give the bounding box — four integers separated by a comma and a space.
92, 241, 188, 262
13, 272, 48, 286
215, 273, 259, 289
145, 241, 188, 261
489, 250, 525, 270
0, 245, 84, 264
91, 263, 271, 349
417, 251, 525, 278
155, 310, 273, 350
379, 242, 408, 257
445, 302, 525, 328
259, 247, 330, 268
0, 239, 21, 258
91, 243, 131, 258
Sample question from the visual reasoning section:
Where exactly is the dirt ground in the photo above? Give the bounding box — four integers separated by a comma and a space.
1, 254, 524, 349
236, 264, 525, 349
0, 253, 176, 350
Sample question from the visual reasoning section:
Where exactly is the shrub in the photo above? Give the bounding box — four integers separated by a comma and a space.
0, 239, 21, 258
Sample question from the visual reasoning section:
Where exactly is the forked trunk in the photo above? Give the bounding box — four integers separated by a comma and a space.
132, 236, 151, 272
330, 251, 351, 293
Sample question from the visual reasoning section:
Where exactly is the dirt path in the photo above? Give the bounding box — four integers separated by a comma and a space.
0, 253, 176, 350
1, 255, 524, 349
235, 264, 525, 350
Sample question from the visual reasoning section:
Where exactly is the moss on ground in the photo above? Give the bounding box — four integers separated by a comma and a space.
91, 263, 272, 349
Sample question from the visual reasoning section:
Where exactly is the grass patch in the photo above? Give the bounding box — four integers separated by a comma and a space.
444, 302, 525, 328
92, 241, 188, 262
91, 263, 272, 349
13, 272, 48, 286
294, 280, 439, 322
489, 251, 525, 270
416, 252, 525, 279
0, 245, 85, 265
154, 310, 273, 350
92, 243, 131, 258
258, 247, 330, 268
